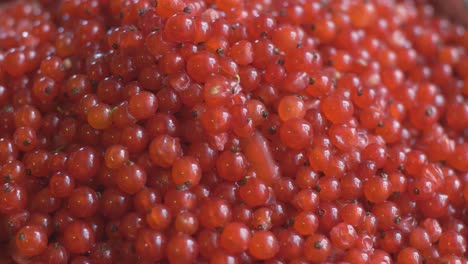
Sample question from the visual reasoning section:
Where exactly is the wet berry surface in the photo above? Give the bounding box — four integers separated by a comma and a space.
0, 0, 467, 263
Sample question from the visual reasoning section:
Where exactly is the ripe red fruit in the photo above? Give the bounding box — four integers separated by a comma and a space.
128, 91, 158, 120
303, 234, 332, 262
166, 233, 198, 263
116, 163, 147, 194
66, 147, 100, 182
171, 156, 202, 188
15, 225, 48, 257
220, 222, 250, 254
62, 220, 95, 254
0, 182, 28, 214
0, 1, 467, 263
330, 223, 358, 249
248, 230, 279, 260
135, 228, 166, 262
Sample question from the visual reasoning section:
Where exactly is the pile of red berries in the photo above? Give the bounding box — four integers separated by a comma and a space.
0, 0, 467, 263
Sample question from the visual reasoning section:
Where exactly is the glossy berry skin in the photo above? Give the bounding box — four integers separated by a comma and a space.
146, 204, 172, 231
87, 104, 112, 130
63, 220, 95, 254
174, 211, 199, 235
364, 175, 392, 203
293, 211, 319, 236
321, 95, 354, 124
0, 182, 28, 214
271, 25, 300, 53
66, 147, 100, 182
116, 163, 147, 194
438, 231, 467, 256
216, 151, 248, 182
200, 106, 232, 134
303, 234, 332, 263
166, 233, 198, 263
104, 145, 129, 169
199, 198, 232, 229
276, 229, 303, 260
135, 228, 166, 262
41, 243, 69, 264
220, 222, 250, 254
49, 171, 75, 198
0, 160, 26, 184
0, 0, 467, 263
15, 225, 48, 257
408, 227, 431, 251
279, 118, 314, 150
396, 247, 423, 264
171, 156, 202, 188
203, 75, 233, 107
99, 188, 131, 220
340, 203, 365, 227
67, 186, 99, 218
148, 134, 182, 168
248, 230, 279, 260
163, 13, 195, 42
239, 177, 270, 207
330, 223, 358, 249
13, 126, 37, 152
292, 189, 320, 212
278, 95, 306, 122
128, 91, 158, 120
186, 52, 219, 83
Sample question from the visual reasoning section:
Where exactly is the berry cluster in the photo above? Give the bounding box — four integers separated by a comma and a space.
0, 0, 467, 263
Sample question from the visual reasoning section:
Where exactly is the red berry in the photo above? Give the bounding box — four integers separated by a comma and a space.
128, 91, 158, 120
63, 220, 95, 254
15, 225, 48, 257
303, 234, 331, 263
330, 222, 358, 249
167, 233, 198, 263
0, 1, 466, 262
248, 230, 279, 260
220, 222, 250, 254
